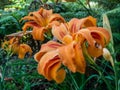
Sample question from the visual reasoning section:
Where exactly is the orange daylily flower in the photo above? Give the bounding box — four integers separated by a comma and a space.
2, 40, 9, 50
68, 16, 96, 34
2, 37, 19, 53
2, 37, 32, 59
21, 8, 65, 41
34, 41, 63, 62
37, 50, 66, 84
34, 36, 86, 83
35, 41, 65, 83
18, 44, 32, 59
34, 16, 95, 83
88, 27, 110, 46
34, 16, 110, 83
52, 16, 96, 42
52, 17, 110, 57
9, 37, 20, 53
58, 41, 86, 73
76, 27, 110, 57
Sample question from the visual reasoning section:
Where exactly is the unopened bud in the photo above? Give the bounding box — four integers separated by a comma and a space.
0, 72, 2, 78
103, 48, 114, 66
103, 48, 111, 61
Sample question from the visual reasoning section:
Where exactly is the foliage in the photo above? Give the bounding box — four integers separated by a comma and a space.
106, 7, 120, 33
90, 0, 120, 9
0, 9, 29, 35
2, 0, 32, 9
0, 50, 51, 90
0, 0, 12, 9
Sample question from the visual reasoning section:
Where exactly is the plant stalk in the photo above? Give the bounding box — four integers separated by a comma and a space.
69, 71, 79, 90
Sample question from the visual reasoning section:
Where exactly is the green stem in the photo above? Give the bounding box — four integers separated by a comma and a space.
98, 71, 112, 90
69, 71, 79, 90
0, 64, 7, 90
77, 0, 92, 15
83, 43, 113, 90
109, 43, 118, 90
87, 56, 112, 90
92, 64, 112, 90
0, 66, 1, 89
113, 58, 118, 90
90, 65, 112, 90
79, 74, 98, 90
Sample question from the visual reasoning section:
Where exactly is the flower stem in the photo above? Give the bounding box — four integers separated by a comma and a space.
109, 43, 118, 90
77, 0, 92, 15
113, 58, 118, 90
98, 71, 112, 90
68, 71, 79, 90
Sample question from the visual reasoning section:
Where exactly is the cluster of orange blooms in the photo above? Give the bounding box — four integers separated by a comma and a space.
2, 8, 110, 84
2, 37, 32, 59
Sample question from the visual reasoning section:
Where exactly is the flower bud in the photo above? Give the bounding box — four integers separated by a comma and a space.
103, 48, 111, 61
0, 72, 2, 79
103, 48, 114, 66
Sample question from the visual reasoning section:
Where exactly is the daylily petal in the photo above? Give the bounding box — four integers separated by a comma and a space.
47, 21, 61, 29
9, 37, 16, 44
88, 27, 110, 45
58, 42, 76, 72
38, 8, 52, 19
84, 27, 110, 57
12, 44, 20, 54
48, 14, 65, 24
78, 29, 95, 47
52, 23, 69, 42
90, 30, 105, 47
73, 33, 85, 44
34, 41, 62, 62
40, 41, 63, 52
87, 44, 103, 57
74, 44, 86, 73
22, 8, 65, 41
37, 50, 66, 83
22, 21, 38, 32
50, 62, 66, 84
34, 51, 46, 62
81, 16, 96, 27
32, 27, 47, 41
44, 56, 60, 80
77, 29, 103, 57
58, 42, 86, 73
9, 37, 19, 53
68, 18, 82, 33
68, 16, 96, 34
21, 16, 40, 26
37, 50, 59, 79
18, 44, 32, 59
62, 34, 73, 44
29, 12, 46, 26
